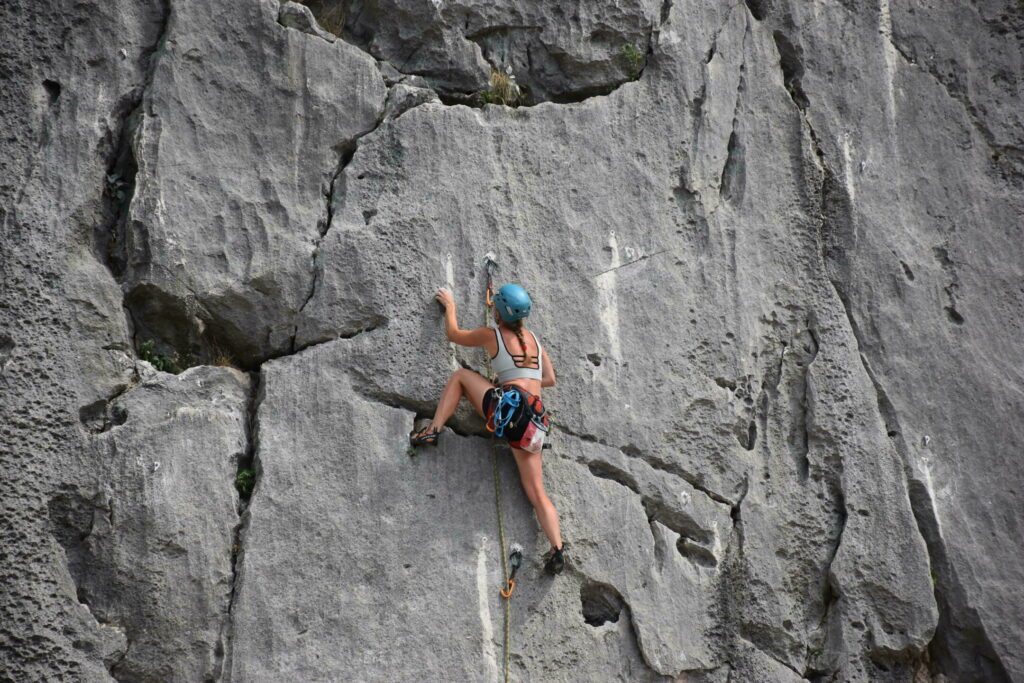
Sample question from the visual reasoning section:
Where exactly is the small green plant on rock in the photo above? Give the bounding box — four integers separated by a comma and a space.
620, 43, 645, 79
479, 66, 525, 107
236, 468, 256, 499
138, 339, 184, 373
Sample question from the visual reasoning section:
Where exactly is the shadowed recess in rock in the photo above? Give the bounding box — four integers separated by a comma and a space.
581, 582, 626, 627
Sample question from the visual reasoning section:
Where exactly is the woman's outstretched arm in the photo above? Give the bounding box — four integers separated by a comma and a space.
436, 287, 493, 348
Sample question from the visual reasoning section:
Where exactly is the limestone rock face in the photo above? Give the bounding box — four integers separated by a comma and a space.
116, 0, 387, 365
1, 0, 1021, 681
63, 365, 250, 681
302, 0, 661, 102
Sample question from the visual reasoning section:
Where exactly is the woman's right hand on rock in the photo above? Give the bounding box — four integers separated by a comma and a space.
435, 287, 455, 311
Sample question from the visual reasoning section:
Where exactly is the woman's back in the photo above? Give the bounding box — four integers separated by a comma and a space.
489, 325, 543, 395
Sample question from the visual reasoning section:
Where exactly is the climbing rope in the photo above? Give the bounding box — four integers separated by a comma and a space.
481, 253, 515, 683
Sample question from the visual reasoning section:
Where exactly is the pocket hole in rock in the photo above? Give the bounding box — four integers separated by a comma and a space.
580, 582, 625, 627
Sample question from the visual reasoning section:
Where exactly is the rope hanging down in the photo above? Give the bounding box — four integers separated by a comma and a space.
481, 253, 521, 683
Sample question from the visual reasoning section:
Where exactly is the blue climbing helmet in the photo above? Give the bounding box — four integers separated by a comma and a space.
493, 283, 532, 322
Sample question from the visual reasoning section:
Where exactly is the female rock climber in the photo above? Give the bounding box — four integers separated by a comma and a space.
409, 283, 565, 574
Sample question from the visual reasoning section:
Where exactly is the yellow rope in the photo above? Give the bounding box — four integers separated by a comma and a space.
493, 445, 512, 682
481, 259, 512, 683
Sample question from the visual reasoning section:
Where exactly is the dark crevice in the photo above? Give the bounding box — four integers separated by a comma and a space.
744, 0, 768, 21
658, 0, 674, 26
727, 376, 757, 452
93, 2, 249, 377
435, 89, 484, 107
719, 129, 746, 206
886, 32, 1023, 181
714, 376, 737, 391
640, 454, 733, 507
42, 79, 62, 104
215, 370, 266, 681
0, 333, 15, 372
587, 459, 641, 493
752, 640, 806, 680
462, 28, 653, 106
773, 31, 809, 112
799, 68, 1009, 677
293, 100, 391, 352
80, 0, 170, 422
676, 536, 718, 568
932, 246, 965, 325
346, 374, 491, 439
857, 353, 1009, 682
96, 0, 170, 281
742, 416, 756, 451
812, 475, 847, 671
943, 306, 964, 325
264, 318, 389, 371
729, 475, 749, 553
297, 1, 654, 108
581, 582, 625, 627
587, 460, 718, 567
715, 32, 749, 212
107, 2, 393, 371
556, 422, 735, 505
792, 325, 819, 481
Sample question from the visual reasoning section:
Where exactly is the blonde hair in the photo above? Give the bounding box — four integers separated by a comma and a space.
503, 319, 535, 365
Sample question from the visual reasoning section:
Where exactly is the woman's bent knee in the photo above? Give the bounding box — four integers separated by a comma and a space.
455, 368, 478, 384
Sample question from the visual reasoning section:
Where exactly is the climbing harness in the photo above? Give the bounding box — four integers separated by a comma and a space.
482, 253, 517, 683
489, 387, 522, 438
486, 384, 550, 454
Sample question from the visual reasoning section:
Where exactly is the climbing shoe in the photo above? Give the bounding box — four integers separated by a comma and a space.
543, 545, 565, 575
409, 425, 440, 447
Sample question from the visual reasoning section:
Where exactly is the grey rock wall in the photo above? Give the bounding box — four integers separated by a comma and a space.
1, 0, 1020, 681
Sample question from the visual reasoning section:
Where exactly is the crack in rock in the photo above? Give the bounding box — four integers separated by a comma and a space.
295, 0, 659, 106
583, 458, 721, 568
885, 30, 1023, 178
856, 351, 1010, 682
791, 55, 1008, 678
96, 0, 171, 283
216, 370, 265, 681
554, 422, 734, 506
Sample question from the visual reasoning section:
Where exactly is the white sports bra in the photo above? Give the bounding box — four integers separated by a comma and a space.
491, 327, 543, 383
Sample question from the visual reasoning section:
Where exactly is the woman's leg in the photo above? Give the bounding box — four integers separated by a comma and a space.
510, 448, 562, 549
426, 368, 493, 431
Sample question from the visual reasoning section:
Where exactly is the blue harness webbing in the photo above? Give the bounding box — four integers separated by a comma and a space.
491, 388, 521, 438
